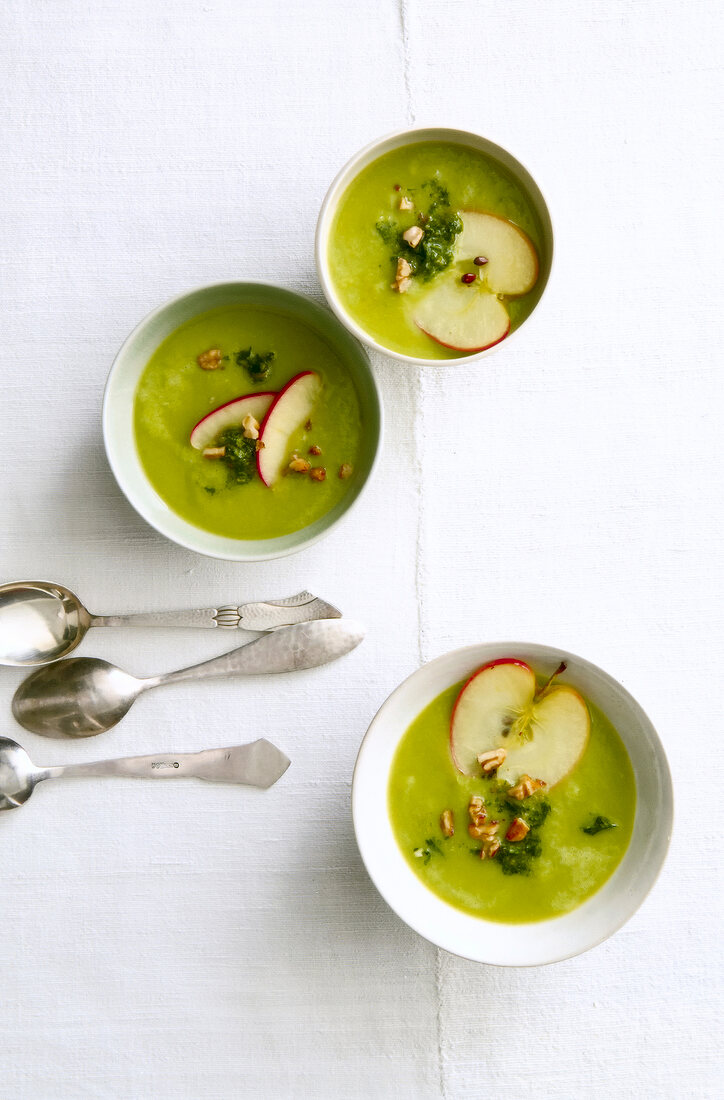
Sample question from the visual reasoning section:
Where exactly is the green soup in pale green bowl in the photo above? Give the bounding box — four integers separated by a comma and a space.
103, 284, 381, 561
317, 128, 553, 365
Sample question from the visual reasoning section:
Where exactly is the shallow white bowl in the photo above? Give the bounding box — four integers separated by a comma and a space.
316, 126, 554, 366
352, 642, 673, 966
103, 282, 382, 562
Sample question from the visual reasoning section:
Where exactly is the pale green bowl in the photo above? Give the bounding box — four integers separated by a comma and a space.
103, 283, 382, 561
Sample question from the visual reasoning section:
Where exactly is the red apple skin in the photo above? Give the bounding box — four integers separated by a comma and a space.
416, 315, 511, 355
256, 371, 317, 487
189, 392, 276, 450
459, 209, 540, 296
449, 658, 533, 773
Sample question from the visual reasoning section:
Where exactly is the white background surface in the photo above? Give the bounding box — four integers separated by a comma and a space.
1, 1, 722, 1097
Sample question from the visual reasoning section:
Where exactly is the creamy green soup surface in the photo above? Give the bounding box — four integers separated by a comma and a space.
134, 304, 363, 540
388, 676, 636, 923
329, 141, 546, 358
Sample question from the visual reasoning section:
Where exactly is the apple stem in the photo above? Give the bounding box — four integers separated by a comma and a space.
537, 661, 567, 699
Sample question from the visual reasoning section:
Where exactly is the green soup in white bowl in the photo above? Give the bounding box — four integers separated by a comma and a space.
353, 643, 673, 966
103, 283, 381, 561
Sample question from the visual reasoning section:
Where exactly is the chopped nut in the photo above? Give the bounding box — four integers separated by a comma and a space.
402, 225, 424, 248
480, 837, 501, 860
304, 419, 313, 431
440, 810, 454, 838
255, 439, 265, 451
338, 463, 353, 480
468, 795, 486, 823
197, 348, 223, 370
289, 456, 311, 473
508, 774, 547, 801
202, 446, 225, 458
309, 444, 322, 456
477, 748, 506, 773
392, 256, 413, 292
399, 195, 414, 211
242, 414, 260, 440
506, 817, 530, 842
309, 466, 327, 482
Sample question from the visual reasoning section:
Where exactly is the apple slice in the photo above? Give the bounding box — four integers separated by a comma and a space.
414, 273, 510, 353
190, 392, 275, 450
454, 211, 538, 295
257, 371, 322, 487
450, 658, 590, 788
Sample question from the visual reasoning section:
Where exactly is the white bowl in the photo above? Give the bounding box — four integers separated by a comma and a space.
103, 282, 382, 562
316, 126, 554, 366
352, 642, 673, 966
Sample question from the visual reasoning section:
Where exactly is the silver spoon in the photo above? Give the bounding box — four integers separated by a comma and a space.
12, 618, 364, 739
0, 735, 291, 812
0, 581, 341, 666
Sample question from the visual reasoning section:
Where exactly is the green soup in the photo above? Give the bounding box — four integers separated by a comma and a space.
134, 304, 363, 539
388, 679, 636, 923
328, 141, 546, 359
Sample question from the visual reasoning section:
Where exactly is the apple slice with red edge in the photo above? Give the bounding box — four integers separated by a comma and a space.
450, 657, 590, 788
455, 211, 538, 296
190, 392, 275, 450
257, 371, 322, 487
414, 273, 510, 352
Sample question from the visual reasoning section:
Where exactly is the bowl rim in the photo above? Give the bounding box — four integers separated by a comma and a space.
315, 125, 554, 367
352, 640, 674, 966
102, 280, 383, 562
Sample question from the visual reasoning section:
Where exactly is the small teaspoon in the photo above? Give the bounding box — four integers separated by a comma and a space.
0, 735, 291, 812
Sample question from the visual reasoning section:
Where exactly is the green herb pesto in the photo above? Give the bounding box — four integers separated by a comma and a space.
375, 177, 462, 282
218, 427, 257, 485
582, 815, 618, 835
235, 346, 276, 383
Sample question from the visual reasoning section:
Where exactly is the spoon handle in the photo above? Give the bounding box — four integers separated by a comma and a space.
46, 739, 290, 789
89, 591, 340, 631
155, 618, 365, 687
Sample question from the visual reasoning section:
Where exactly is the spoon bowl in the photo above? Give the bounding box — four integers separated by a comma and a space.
0, 581, 90, 666
13, 658, 142, 737
0, 737, 37, 810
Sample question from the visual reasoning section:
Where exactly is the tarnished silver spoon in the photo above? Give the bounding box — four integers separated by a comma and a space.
0, 735, 291, 812
0, 581, 341, 666
12, 618, 365, 739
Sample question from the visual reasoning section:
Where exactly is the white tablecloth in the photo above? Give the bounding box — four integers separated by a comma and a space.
1, 1, 721, 1097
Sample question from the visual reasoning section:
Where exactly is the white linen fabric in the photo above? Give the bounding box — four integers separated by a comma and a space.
0, 1, 721, 1097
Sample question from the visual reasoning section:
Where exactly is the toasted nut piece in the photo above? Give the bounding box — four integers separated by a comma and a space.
309, 444, 322, 456
477, 748, 506, 773
309, 466, 326, 481
506, 817, 530, 842
508, 774, 547, 800
481, 837, 501, 860
197, 348, 223, 370
392, 257, 413, 292
468, 795, 485, 823
468, 822, 489, 840
289, 457, 311, 473
440, 810, 455, 838
477, 821, 499, 839
338, 463, 353, 480
402, 225, 424, 248
255, 439, 265, 451
242, 414, 260, 440
202, 446, 225, 458
399, 195, 414, 211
